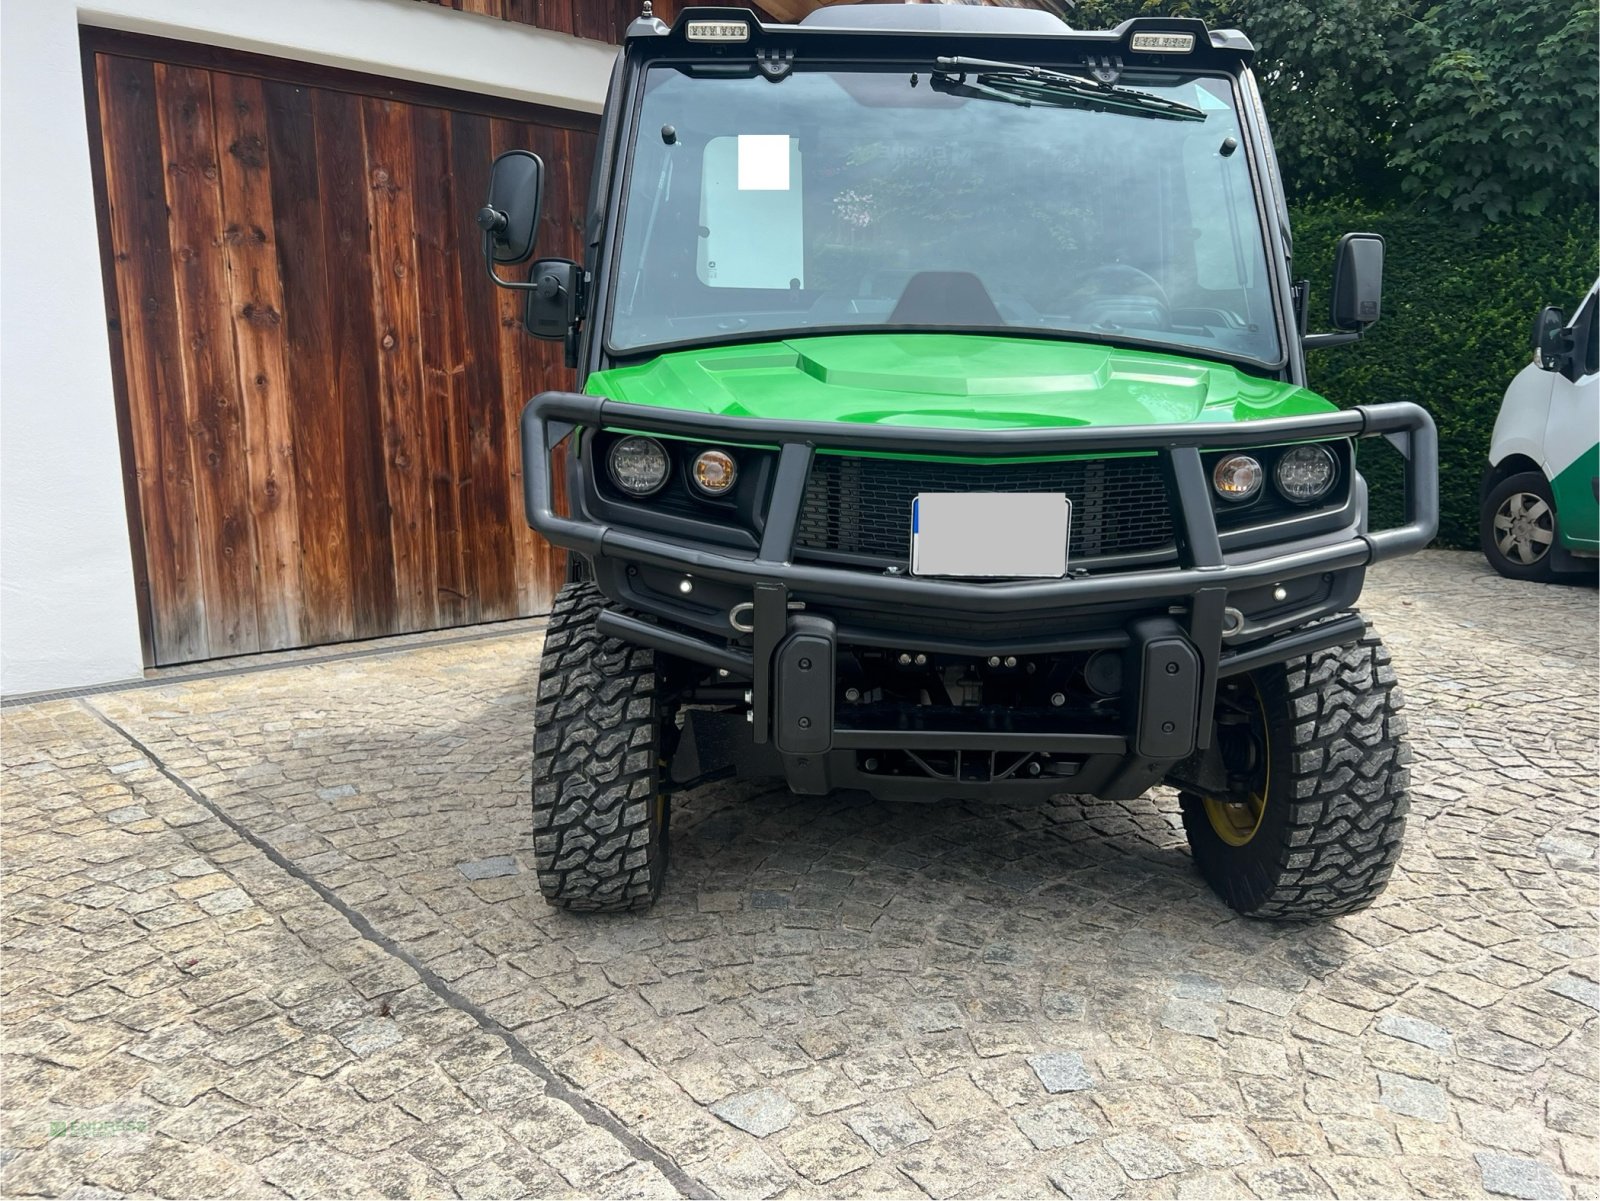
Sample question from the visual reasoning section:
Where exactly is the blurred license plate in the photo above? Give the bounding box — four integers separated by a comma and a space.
911, 493, 1070, 578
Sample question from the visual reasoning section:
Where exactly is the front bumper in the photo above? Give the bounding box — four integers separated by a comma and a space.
520, 392, 1437, 798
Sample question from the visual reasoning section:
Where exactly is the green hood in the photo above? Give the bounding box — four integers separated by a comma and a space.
585, 334, 1331, 431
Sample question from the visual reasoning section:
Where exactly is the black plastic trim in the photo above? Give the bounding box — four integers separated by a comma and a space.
522, 392, 1438, 604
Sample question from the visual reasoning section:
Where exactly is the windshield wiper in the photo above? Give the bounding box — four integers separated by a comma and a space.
931, 56, 1206, 122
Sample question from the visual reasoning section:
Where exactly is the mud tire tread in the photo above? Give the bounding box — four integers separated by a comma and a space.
531, 582, 666, 912
1181, 626, 1410, 921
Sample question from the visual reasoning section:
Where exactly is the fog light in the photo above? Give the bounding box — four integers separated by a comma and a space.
1212, 454, 1263, 502
608, 436, 669, 496
691, 449, 737, 496
1274, 444, 1337, 503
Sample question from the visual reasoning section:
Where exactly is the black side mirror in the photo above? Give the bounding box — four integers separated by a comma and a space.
525, 259, 582, 341
1331, 232, 1385, 330
476, 150, 544, 266
1532, 305, 1569, 370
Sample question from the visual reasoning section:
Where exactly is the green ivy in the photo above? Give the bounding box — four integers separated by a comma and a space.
1291, 199, 1598, 547
1069, 0, 1598, 225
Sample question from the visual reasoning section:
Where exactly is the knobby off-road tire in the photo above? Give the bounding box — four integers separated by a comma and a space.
531, 582, 669, 912
1180, 626, 1411, 920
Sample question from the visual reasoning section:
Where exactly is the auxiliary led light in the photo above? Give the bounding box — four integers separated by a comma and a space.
691, 449, 738, 496
1212, 454, 1264, 502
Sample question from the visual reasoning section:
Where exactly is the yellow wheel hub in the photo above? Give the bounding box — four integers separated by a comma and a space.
1203, 790, 1266, 846
1202, 686, 1270, 847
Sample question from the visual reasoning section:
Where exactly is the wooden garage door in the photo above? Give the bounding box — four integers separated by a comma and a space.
84, 31, 596, 666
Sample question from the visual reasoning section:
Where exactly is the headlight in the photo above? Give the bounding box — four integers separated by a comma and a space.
1274, 444, 1338, 503
1212, 454, 1263, 502
691, 449, 738, 496
608, 436, 670, 496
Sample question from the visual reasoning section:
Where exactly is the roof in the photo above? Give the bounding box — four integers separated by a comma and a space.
798, 4, 1070, 34
629, 4, 1256, 65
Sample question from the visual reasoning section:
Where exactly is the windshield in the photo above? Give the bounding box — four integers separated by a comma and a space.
609, 64, 1281, 365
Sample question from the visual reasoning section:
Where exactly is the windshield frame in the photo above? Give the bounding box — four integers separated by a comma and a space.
596, 51, 1295, 376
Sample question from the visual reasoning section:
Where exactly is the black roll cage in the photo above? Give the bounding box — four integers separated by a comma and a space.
575, 7, 1308, 387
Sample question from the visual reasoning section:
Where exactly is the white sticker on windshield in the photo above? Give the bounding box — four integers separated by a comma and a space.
737, 134, 791, 191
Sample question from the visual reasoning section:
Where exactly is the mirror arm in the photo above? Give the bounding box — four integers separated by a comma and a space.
1303, 331, 1363, 350
481, 231, 542, 294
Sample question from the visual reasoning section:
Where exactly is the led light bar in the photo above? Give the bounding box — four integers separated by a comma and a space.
686, 20, 750, 41
1129, 31, 1195, 53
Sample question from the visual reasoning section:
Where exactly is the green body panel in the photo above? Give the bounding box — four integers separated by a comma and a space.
1552, 444, 1600, 548
585, 335, 1334, 440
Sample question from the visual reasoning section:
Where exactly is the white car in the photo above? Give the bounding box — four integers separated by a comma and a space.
1481, 280, 1600, 580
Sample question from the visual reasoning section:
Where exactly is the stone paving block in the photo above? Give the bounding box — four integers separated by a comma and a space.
258, 1144, 370, 1199
908, 1075, 992, 1130
1241, 1160, 1335, 1198
1376, 1012, 1455, 1052
1027, 1051, 1093, 1094
141, 1147, 262, 1199
1317, 1116, 1398, 1158
1171, 1121, 1258, 1168
1313, 1155, 1414, 1198
778, 1120, 874, 1184
694, 1138, 787, 1196
1545, 975, 1600, 1014
333, 1016, 403, 1059
542, 1125, 638, 1189
1477, 1152, 1569, 1200
156, 1096, 250, 1143
709, 1087, 797, 1137
843, 1100, 934, 1153
1161, 998, 1220, 1039
1011, 1097, 1097, 1150
592, 1158, 682, 1200
209, 1018, 302, 1067
457, 855, 520, 881
1104, 1131, 1186, 1180
1378, 1070, 1450, 1122
1048, 1149, 1129, 1200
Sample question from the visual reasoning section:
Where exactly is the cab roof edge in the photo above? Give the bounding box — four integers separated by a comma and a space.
636, 5, 1255, 62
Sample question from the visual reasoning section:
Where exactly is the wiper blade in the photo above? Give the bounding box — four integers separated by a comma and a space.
931, 56, 1206, 122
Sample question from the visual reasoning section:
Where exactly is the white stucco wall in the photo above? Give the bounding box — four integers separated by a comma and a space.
0, 0, 613, 696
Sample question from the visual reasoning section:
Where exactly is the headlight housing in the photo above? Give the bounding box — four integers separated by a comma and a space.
1212, 454, 1264, 503
607, 436, 670, 496
691, 449, 738, 496
1274, 444, 1338, 503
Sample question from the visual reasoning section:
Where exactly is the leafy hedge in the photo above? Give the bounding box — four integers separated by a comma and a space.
1290, 200, 1598, 547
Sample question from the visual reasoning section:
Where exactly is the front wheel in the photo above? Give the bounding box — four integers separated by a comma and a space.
1481, 471, 1559, 582
1179, 627, 1410, 921
531, 583, 670, 912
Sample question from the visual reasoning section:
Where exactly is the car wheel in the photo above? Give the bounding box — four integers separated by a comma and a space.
1179, 627, 1410, 920
1481, 471, 1559, 582
531, 582, 670, 912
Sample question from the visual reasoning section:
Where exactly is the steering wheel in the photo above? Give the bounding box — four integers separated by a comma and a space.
1061, 264, 1172, 331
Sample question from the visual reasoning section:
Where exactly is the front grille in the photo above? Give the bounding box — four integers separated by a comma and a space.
795, 455, 1174, 562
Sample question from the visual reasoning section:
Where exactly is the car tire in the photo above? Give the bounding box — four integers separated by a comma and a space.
1179, 627, 1410, 921
1481, 471, 1559, 582
531, 582, 670, 912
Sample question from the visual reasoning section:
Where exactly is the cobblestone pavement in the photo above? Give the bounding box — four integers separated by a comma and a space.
3, 550, 1596, 1200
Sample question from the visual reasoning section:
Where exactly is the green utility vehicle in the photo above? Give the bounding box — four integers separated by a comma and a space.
474, 3, 1438, 919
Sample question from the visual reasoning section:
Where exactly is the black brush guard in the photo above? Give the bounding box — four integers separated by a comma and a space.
519, 392, 1437, 799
